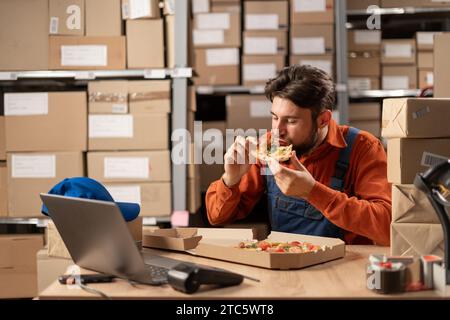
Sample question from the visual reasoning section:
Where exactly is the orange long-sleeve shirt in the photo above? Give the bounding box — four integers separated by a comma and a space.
206, 119, 392, 246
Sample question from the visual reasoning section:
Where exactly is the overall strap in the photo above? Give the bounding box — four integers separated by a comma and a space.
330, 127, 360, 191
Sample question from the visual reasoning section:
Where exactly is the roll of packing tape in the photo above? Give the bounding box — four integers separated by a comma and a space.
367, 261, 406, 294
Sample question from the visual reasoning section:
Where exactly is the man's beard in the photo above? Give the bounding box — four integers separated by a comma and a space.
292, 122, 319, 157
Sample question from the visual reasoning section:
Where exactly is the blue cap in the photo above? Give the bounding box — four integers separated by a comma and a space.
41, 177, 140, 222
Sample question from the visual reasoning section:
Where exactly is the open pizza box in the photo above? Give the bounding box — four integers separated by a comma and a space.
143, 228, 345, 269
142, 228, 202, 251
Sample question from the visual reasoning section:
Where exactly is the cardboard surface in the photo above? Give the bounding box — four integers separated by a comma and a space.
382, 65, 417, 90
194, 48, 240, 85
244, 1, 288, 30
381, 39, 416, 65
0, 117, 5, 160
349, 103, 381, 121
226, 94, 272, 131
143, 228, 203, 250
290, 54, 334, 78
128, 80, 171, 114
392, 184, 440, 224
434, 33, 450, 98
37, 250, 73, 294
391, 223, 444, 258
86, 0, 122, 36
291, 24, 334, 54
382, 98, 450, 138
5, 92, 87, 152
242, 55, 285, 86
49, 0, 85, 36
348, 53, 380, 77
121, 0, 160, 19
193, 12, 241, 47
243, 30, 288, 55
0, 163, 7, 217
88, 80, 129, 114
348, 30, 381, 52
290, 0, 334, 25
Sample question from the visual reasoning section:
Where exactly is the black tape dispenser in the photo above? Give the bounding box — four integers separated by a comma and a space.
167, 263, 244, 294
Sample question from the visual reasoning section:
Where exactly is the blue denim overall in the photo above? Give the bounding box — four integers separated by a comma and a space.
265, 127, 360, 239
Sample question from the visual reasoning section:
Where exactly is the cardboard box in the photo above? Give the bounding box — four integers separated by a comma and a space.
121, 0, 160, 19
348, 30, 381, 52
416, 31, 441, 51
382, 0, 450, 8
0, 0, 48, 71
391, 223, 444, 258
243, 30, 288, 55
291, 24, 334, 55
49, 0, 85, 36
211, 0, 241, 13
392, 184, 440, 224
349, 120, 381, 137
418, 51, 433, 69
0, 163, 7, 217
382, 98, 450, 138
165, 14, 175, 68
387, 138, 450, 184
194, 228, 345, 270
143, 228, 203, 250
244, 1, 288, 30
87, 150, 171, 182
382, 65, 417, 90
347, 0, 380, 10
88, 113, 169, 151
194, 48, 240, 85
49, 36, 126, 70
226, 94, 272, 131
418, 69, 434, 88
0, 117, 5, 160
5, 92, 87, 152
37, 250, 73, 294
86, 0, 122, 36
7, 152, 85, 217
349, 103, 381, 121
47, 217, 143, 259
128, 80, 171, 114
0, 234, 44, 299
434, 33, 450, 98
105, 183, 172, 216
348, 77, 380, 91
348, 53, 380, 77
188, 177, 202, 213
290, 0, 334, 25
126, 19, 165, 68
290, 54, 334, 78
381, 39, 416, 65
242, 55, 285, 86
88, 81, 129, 114
193, 12, 241, 48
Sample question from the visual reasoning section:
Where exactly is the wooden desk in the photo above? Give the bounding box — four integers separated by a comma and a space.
38, 246, 449, 299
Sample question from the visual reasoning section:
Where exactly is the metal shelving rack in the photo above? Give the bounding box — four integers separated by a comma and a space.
0, 2, 192, 226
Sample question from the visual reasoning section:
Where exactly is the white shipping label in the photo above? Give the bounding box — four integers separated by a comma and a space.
348, 78, 372, 91
49, 17, 59, 34
245, 14, 278, 30
104, 157, 149, 179
192, 0, 209, 13
300, 60, 332, 75
206, 48, 239, 66
112, 104, 128, 114
293, 37, 325, 54
4, 93, 49, 116
294, 0, 326, 12
243, 64, 277, 81
244, 37, 278, 54
354, 30, 381, 44
382, 76, 409, 90
417, 32, 439, 45
384, 43, 413, 58
196, 13, 230, 30
12, 155, 56, 178
426, 72, 434, 86
106, 185, 142, 205
250, 100, 272, 118
421, 152, 449, 168
129, 0, 151, 19
61, 45, 107, 66
89, 115, 133, 138
193, 30, 225, 45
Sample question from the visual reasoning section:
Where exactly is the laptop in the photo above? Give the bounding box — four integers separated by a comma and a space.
40, 193, 183, 285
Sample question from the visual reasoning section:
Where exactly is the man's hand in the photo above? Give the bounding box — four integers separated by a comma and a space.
268, 151, 316, 199
222, 136, 257, 187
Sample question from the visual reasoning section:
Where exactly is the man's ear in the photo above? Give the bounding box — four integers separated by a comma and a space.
317, 110, 332, 129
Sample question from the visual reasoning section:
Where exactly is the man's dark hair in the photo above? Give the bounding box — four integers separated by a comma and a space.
264, 65, 336, 120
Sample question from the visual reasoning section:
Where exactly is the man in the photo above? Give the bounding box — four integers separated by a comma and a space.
205, 65, 391, 245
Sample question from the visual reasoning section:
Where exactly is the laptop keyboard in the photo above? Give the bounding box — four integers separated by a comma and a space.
145, 264, 169, 282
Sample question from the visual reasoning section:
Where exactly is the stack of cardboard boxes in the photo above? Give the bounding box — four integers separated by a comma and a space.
381, 38, 417, 90
382, 97, 450, 257
192, 0, 241, 85
289, 0, 334, 79
4, 92, 87, 217
416, 32, 439, 89
86, 80, 172, 217
242, 0, 287, 86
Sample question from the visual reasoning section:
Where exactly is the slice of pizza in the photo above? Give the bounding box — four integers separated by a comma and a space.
247, 137, 293, 163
